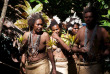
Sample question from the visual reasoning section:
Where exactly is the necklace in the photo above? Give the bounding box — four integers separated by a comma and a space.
27, 31, 41, 57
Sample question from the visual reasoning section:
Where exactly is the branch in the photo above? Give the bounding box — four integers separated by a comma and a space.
8, 5, 22, 15
0, 0, 9, 36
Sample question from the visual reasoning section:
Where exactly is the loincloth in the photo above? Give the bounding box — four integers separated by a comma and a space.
75, 60, 97, 66
25, 57, 50, 74
75, 60, 103, 74
49, 58, 68, 74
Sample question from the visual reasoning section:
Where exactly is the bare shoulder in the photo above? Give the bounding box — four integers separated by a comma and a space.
98, 26, 109, 38
76, 26, 85, 37
42, 32, 49, 37
77, 26, 85, 33
98, 26, 108, 33
23, 31, 30, 40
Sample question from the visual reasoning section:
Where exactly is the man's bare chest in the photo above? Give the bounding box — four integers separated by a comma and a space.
79, 32, 102, 47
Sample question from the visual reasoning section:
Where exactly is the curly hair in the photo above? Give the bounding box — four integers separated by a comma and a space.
83, 6, 98, 19
27, 13, 45, 30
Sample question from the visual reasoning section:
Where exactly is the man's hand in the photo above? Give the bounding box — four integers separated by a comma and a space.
80, 47, 89, 53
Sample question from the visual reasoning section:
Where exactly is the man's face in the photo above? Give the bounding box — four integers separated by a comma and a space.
33, 19, 43, 33
51, 25, 60, 35
72, 24, 79, 35
84, 12, 94, 26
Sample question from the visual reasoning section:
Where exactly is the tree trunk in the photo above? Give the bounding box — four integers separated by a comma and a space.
0, 0, 9, 36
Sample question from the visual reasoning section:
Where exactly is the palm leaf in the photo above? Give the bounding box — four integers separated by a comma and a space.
24, 0, 32, 15
16, 4, 32, 15
47, 38, 56, 47
32, 4, 43, 13
17, 35, 23, 43
61, 34, 71, 46
41, 12, 50, 28
14, 19, 28, 29
16, 0, 32, 15
21, 12, 28, 18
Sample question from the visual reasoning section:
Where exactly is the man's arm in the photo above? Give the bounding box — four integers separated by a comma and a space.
45, 32, 56, 74
71, 31, 87, 53
20, 32, 29, 54
102, 27, 110, 56
20, 32, 29, 74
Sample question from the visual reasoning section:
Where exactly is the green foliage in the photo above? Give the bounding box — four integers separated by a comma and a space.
29, 0, 48, 3
16, 0, 43, 16
61, 33, 76, 47
100, 9, 110, 27
17, 35, 23, 44
14, 19, 28, 29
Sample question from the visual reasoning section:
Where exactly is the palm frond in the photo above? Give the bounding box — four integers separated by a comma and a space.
47, 38, 57, 47
17, 35, 23, 43
41, 12, 50, 28
16, 0, 33, 15
16, 4, 32, 15
14, 19, 28, 29
24, 0, 33, 15
33, 4, 43, 13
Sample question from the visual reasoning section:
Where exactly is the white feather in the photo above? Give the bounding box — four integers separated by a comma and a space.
53, 15, 61, 24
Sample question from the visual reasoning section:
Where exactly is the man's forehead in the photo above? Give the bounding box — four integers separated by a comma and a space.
85, 12, 93, 15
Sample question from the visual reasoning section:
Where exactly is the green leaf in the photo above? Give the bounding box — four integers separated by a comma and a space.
102, 1, 105, 5
32, 4, 43, 13
16, 0, 33, 15
104, 4, 108, 9
36, 1, 41, 3
14, 19, 28, 29
98, 0, 101, 2
43, 0, 49, 3
29, 0, 36, 2
24, 0, 32, 15
108, 10, 110, 15
102, 15, 106, 17
16, 5, 29, 15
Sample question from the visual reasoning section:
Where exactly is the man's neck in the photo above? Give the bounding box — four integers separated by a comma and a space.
32, 30, 43, 35
86, 24, 96, 30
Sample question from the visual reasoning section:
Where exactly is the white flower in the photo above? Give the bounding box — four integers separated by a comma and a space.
70, 20, 75, 25
68, 27, 73, 31
63, 21, 66, 24
53, 15, 61, 24
75, 19, 79, 23
79, 19, 82, 25
71, 12, 76, 18
65, 16, 70, 22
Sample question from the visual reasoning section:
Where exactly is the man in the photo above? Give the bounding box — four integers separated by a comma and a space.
72, 6, 110, 74
20, 13, 56, 74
